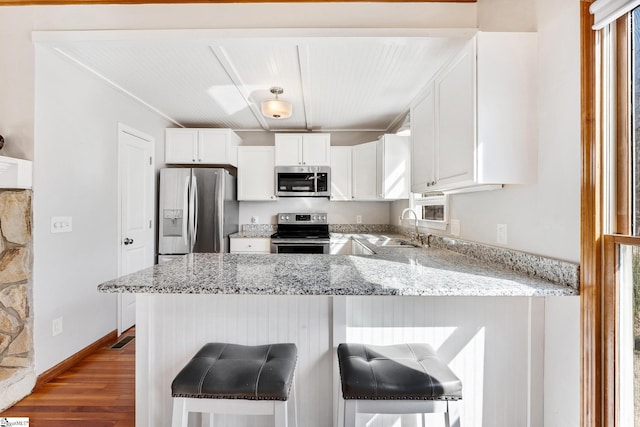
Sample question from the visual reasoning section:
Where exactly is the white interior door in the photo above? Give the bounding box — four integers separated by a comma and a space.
118, 123, 155, 335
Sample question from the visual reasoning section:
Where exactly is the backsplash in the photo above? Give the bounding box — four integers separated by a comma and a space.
392, 225, 580, 290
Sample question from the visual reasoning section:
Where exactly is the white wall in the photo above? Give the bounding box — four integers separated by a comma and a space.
33, 46, 172, 374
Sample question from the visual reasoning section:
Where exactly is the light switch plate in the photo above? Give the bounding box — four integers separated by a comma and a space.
51, 216, 72, 233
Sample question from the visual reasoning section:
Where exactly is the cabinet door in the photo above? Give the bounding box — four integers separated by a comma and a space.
434, 42, 475, 188
165, 129, 198, 164
275, 134, 303, 166
237, 146, 276, 201
352, 141, 378, 200
379, 135, 410, 200
330, 146, 352, 201
410, 84, 436, 193
198, 130, 233, 165
301, 134, 331, 166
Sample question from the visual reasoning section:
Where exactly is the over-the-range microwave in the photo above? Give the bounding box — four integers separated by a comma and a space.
275, 166, 330, 197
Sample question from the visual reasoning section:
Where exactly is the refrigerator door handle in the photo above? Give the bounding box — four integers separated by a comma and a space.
182, 174, 190, 248
192, 175, 199, 252
214, 171, 224, 253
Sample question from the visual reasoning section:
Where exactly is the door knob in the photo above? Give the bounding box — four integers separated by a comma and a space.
124, 238, 134, 245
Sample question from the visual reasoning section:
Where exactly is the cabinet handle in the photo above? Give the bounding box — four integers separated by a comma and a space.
432, 181, 436, 185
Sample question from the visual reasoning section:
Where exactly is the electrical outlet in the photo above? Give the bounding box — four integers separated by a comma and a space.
52, 317, 63, 336
356, 215, 362, 224
497, 224, 508, 245
450, 219, 461, 237
251, 216, 258, 224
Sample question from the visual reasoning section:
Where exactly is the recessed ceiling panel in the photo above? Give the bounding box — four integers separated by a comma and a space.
46, 34, 471, 132
55, 41, 263, 129
304, 38, 468, 131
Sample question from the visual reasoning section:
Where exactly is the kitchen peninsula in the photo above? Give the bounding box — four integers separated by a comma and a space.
98, 236, 578, 427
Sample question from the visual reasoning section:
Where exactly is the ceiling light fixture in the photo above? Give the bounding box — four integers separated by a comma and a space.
261, 87, 292, 119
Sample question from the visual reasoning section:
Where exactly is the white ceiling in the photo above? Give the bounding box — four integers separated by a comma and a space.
44, 33, 472, 132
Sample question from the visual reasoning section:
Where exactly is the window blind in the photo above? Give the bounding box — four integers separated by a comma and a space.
591, 0, 640, 29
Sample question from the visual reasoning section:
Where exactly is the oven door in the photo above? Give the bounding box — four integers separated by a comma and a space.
271, 240, 330, 254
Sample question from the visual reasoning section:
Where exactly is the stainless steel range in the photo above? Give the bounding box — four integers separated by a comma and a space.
270, 213, 330, 254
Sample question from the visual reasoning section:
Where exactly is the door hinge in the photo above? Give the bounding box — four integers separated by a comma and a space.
149, 219, 152, 229
149, 156, 153, 165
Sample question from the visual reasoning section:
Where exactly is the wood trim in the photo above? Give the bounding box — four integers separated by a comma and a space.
580, 1, 602, 427
616, 16, 630, 235
0, 0, 476, 5
34, 329, 118, 391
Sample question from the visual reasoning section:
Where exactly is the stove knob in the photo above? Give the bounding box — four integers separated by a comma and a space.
312, 215, 317, 221
322, 215, 327, 221
285, 216, 290, 220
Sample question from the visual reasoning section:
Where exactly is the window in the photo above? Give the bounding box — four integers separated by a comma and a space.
410, 192, 448, 230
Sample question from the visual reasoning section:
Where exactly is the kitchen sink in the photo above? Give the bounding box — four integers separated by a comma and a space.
373, 239, 419, 248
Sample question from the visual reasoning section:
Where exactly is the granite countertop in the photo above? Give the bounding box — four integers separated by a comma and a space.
98, 235, 578, 297
230, 231, 273, 238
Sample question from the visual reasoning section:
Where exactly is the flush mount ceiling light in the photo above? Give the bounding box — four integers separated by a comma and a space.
261, 87, 292, 119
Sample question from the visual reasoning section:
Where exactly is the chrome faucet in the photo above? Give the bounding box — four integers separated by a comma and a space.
400, 208, 423, 245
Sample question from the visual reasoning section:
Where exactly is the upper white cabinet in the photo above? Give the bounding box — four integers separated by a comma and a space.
377, 134, 411, 200
352, 141, 378, 201
330, 146, 352, 201
410, 32, 537, 193
237, 146, 276, 201
165, 128, 242, 166
275, 133, 331, 166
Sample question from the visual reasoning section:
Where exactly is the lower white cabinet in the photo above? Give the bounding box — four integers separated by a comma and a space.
230, 237, 271, 254
237, 146, 276, 201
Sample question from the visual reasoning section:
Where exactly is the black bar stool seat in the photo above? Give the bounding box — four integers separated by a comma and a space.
172, 342, 297, 427
338, 343, 462, 426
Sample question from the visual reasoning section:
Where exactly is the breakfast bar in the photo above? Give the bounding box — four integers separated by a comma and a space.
98, 236, 578, 427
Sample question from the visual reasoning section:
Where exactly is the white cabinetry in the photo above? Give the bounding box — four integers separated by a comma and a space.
411, 84, 436, 192
410, 32, 537, 193
351, 141, 378, 200
165, 128, 241, 166
275, 133, 331, 166
237, 146, 276, 201
330, 146, 352, 201
230, 237, 271, 254
377, 135, 410, 200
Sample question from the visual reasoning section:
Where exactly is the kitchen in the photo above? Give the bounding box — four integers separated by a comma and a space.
0, 0, 580, 426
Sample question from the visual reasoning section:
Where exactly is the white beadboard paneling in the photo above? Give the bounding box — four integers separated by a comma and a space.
343, 296, 543, 427
139, 295, 545, 427
138, 294, 333, 427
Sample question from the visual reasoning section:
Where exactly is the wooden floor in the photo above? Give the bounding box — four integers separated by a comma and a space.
1, 328, 135, 427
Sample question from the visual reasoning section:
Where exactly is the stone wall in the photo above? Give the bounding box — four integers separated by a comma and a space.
0, 190, 35, 410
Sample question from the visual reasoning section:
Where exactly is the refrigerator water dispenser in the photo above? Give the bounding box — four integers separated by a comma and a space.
163, 209, 183, 236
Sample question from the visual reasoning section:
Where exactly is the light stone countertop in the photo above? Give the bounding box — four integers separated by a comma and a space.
98, 234, 578, 297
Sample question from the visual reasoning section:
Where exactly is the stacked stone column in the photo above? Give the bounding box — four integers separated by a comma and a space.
0, 190, 34, 410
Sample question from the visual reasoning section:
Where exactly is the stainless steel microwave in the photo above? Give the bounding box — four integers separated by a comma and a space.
275, 166, 331, 197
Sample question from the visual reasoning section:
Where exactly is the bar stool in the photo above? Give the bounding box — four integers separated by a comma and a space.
171, 342, 297, 427
337, 343, 462, 427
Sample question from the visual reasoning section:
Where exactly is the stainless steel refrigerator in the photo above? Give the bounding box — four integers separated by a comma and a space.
158, 168, 238, 263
